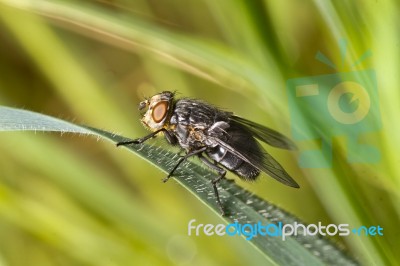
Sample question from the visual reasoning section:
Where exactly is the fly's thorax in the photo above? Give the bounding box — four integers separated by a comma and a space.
139, 91, 175, 131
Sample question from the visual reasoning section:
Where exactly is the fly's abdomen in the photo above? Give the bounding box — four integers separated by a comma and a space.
207, 146, 260, 180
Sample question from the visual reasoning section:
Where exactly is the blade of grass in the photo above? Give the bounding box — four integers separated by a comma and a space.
302, 2, 399, 265
0, 106, 358, 265
0, 106, 177, 264
0, 0, 288, 116
0, 2, 133, 134
0, 183, 159, 265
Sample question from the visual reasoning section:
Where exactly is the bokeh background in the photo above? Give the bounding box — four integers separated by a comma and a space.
0, 0, 399, 265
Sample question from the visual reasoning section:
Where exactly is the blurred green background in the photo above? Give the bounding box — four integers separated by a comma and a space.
0, 0, 399, 265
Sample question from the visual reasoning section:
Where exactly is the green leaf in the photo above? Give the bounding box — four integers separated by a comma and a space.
0, 106, 358, 265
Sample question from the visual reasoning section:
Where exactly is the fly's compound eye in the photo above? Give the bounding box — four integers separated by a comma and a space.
152, 101, 169, 123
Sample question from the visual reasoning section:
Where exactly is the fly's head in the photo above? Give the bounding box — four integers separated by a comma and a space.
138, 91, 175, 131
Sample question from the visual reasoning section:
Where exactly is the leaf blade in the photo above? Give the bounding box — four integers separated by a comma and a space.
0, 106, 357, 265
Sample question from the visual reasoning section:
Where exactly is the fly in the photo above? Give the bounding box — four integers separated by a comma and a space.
117, 91, 299, 215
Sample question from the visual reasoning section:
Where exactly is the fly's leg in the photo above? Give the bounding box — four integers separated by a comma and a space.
116, 129, 162, 146
116, 128, 175, 146
162, 147, 207, 183
198, 154, 227, 216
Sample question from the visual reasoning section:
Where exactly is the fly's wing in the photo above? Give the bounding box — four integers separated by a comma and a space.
230, 115, 297, 150
213, 138, 299, 188
210, 121, 299, 188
